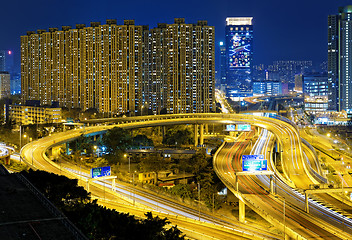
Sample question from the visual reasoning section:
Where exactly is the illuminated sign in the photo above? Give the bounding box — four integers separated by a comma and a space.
228, 32, 252, 68
91, 166, 111, 178
237, 124, 251, 131
242, 155, 267, 171
226, 125, 236, 131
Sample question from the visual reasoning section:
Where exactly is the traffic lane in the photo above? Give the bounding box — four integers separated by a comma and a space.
217, 134, 344, 239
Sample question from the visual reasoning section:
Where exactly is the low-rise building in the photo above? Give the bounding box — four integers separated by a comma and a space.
8, 105, 62, 125
303, 73, 328, 112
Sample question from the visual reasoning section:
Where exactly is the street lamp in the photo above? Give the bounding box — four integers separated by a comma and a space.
93, 145, 98, 157
124, 153, 131, 179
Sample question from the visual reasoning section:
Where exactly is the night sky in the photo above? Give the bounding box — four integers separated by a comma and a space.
1, 0, 351, 72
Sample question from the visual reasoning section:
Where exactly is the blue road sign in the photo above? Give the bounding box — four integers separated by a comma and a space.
91, 166, 111, 178
242, 155, 267, 171
237, 124, 251, 131
226, 125, 236, 131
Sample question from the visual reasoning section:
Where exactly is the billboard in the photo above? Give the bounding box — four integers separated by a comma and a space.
237, 124, 251, 131
242, 155, 267, 171
228, 33, 252, 68
91, 166, 111, 178
226, 125, 237, 131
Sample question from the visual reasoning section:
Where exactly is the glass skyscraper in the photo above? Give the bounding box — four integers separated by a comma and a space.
328, 5, 352, 111
225, 17, 253, 97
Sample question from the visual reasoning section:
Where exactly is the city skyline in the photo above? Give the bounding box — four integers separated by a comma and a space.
20, 18, 215, 114
1, 0, 351, 72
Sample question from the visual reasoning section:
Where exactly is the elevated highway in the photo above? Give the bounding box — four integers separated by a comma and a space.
20, 113, 352, 239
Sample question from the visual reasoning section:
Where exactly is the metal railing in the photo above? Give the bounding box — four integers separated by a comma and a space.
15, 172, 88, 240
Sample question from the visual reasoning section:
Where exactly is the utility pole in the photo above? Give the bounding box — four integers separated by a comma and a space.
198, 182, 201, 221
19, 125, 21, 163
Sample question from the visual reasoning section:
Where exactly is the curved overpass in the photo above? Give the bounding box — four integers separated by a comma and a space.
21, 113, 349, 239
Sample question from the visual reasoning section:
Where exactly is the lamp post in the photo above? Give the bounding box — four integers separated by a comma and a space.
31, 144, 35, 166
124, 153, 131, 180
198, 182, 201, 221
19, 125, 22, 163
93, 145, 98, 157
283, 197, 286, 239
133, 171, 136, 205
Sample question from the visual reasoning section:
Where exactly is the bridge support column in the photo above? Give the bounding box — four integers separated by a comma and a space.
200, 124, 204, 146
112, 179, 116, 191
162, 126, 166, 140
270, 175, 274, 194
194, 125, 199, 146
205, 124, 208, 135
305, 192, 309, 213
254, 126, 259, 137
239, 200, 245, 223
4, 156, 10, 165
235, 175, 239, 192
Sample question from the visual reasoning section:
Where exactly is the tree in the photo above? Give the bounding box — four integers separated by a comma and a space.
70, 135, 94, 159
140, 153, 166, 184
21, 169, 90, 209
162, 126, 193, 146
132, 134, 154, 149
102, 127, 133, 165
21, 169, 185, 240
169, 184, 193, 200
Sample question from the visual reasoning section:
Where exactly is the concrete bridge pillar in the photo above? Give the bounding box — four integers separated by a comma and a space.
270, 175, 274, 194
200, 124, 204, 146
305, 192, 309, 213
194, 124, 199, 146
4, 156, 10, 165
239, 199, 245, 223
205, 124, 208, 135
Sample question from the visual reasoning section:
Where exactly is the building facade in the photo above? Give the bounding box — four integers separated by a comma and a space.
0, 51, 5, 72
253, 80, 282, 96
21, 19, 215, 115
303, 73, 328, 112
8, 105, 62, 125
225, 17, 253, 96
220, 41, 226, 85
328, 6, 352, 111
0, 71, 10, 99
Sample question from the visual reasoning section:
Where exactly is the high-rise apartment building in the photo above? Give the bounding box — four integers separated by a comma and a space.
0, 71, 11, 99
328, 6, 352, 111
145, 19, 215, 114
219, 41, 226, 85
21, 19, 215, 115
225, 17, 253, 96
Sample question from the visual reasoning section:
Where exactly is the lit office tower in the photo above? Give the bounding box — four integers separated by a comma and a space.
0, 71, 10, 99
21, 19, 215, 115
0, 51, 5, 72
220, 41, 226, 85
328, 6, 352, 111
225, 17, 253, 96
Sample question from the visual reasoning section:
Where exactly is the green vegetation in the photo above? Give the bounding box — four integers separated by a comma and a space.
162, 125, 194, 147
170, 150, 224, 210
61, 125, 225, 211
102, 127, 133, 165
21, 169, 185, 240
